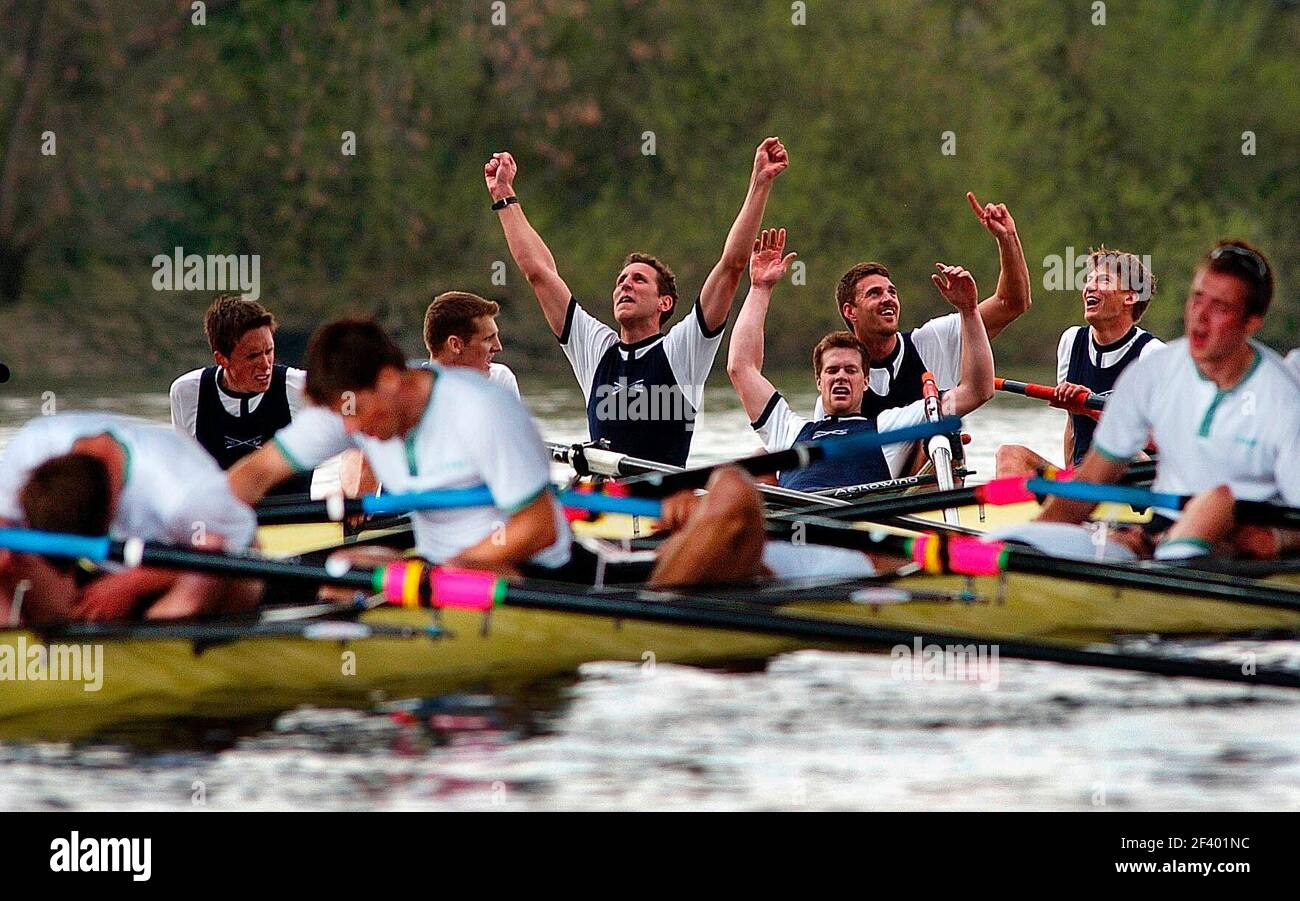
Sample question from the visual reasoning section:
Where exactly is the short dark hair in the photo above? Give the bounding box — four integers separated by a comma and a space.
812, 331, 869, 375
204, 294, 276, 357
423, 292, 500, 356
622, 252, 679, 327
836, 262, 893, 327
303, 317, 408, 406
1087, 247, 1157, 322
1199, 240, 1274, 320
20, 454, 113, 542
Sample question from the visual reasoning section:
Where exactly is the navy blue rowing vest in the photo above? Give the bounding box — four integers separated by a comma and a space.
778, 416, 891, 492
587, 335, 696, 467
1065, 326, 1155, 465
195, 364, 312, 494
860, 330, 929, 418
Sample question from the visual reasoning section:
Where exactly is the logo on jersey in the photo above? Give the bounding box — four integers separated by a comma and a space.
224, 435, 264, 451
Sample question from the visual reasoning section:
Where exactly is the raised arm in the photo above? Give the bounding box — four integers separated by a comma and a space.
966, 192, 1031, 340
932, 263, 995, 416
698, 137, 789, 333
727, 228, 797, 422
485, 152, 573, 336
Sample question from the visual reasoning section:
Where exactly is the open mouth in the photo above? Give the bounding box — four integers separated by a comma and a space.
830, 384, 851, 398
1084, 293, 1102, 312
616, 294, 636, 307
878, 304, 898, 321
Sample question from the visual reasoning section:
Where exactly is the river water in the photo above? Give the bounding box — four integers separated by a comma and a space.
0, 380, 1297, 811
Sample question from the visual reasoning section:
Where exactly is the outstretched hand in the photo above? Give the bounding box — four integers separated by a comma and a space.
932, 263, 979, 313
749, 228, 797, 289
484, 152, 518, 202
966, 192, 1017, 240
752, 137, 789, 184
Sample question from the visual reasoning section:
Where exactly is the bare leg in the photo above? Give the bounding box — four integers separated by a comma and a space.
995, 444, 1056, 478
649, 467, 766, 588
0, 552, 81, 625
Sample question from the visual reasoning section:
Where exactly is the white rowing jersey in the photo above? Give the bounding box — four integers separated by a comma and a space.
272, 365, 571, 566
1286, 349, 1300, 382
1055, 325, 1165, 385
755, 394, 928, 483
1093, 338, 1300, 519
0, 412, 257, 548
488, 362, 520, 397
560, 296, 723, 467
814, 312, 963, 419
169, 366, 307, 436
415, 360, 520, 399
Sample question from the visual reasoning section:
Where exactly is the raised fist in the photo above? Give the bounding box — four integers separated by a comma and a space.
484, 152, 518, 202
752, 137, 789, 184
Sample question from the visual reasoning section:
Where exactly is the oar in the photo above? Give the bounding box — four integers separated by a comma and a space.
256, 485, 664, 525
996, 377, 1105, 415
1023, 479, 1300, 530
775, 461, 1158, 524
6, 525, 1300, 687
812, 469, 969, 500
920, 371, 960, 525
614, 416, 963, 498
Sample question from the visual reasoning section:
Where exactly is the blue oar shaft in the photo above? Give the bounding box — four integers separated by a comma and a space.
1024, 478, 1186, 510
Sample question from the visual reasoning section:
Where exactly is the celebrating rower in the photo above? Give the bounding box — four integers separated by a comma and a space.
423, 291, 520, 396
728, 229, 994, 491
1036, 240, 1300, 560
484, 137, 789, 466
823, 192, 1030, 421
0, 413, 259, 624
996, 247, 1165, 475
229, 317, 878, 588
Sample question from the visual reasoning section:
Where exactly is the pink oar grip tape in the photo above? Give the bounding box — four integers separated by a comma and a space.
428, 566, 503, 611
979, 477, 1035, 506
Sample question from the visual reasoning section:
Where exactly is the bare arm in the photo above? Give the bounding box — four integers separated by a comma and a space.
966, 193, 1031, 340
726, 229, 796, 422
1063, 418, 1076, 468
932, 264, 995, 416
484, 152, 573, 336
228, 442, 295, 506
698, 137, 789, 333
448, 491, 559, 574
1036, 450, 1129, 524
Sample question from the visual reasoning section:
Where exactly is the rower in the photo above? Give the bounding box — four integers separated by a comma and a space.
228, 317, 877, 588
728, 229, 994, 491
0, 413, 259, 624
996, 247, 1165, 476
1036, 240, 1300, 560
820, 192, 1030, 422
169, 294, 313, 496
422, 291, 520, 396
483, 137, 789, 466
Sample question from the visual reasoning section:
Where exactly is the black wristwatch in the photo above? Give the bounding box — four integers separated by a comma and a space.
491, 195, 519, 211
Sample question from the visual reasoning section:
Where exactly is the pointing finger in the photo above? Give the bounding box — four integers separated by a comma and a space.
966, 192, 983, 217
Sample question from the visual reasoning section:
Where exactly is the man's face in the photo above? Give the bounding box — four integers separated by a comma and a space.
842, 275, 901, 341
1184, 269, 1262, 365
333, 368, 406, 441
816, 347, 868, 416
438, 315, 502, 375
217, 326, 276, 394
611, 262, 671, 328
1082, 262, 1136, 327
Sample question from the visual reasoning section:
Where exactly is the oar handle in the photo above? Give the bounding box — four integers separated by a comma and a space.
995, 377, 1106, 412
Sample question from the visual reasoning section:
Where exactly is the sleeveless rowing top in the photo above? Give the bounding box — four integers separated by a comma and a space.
860, 330, 930, 418
195, 364, 312, 494
778, 416, 891, 492
586, 335, 696, 467
1064, 326, 1156, 465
